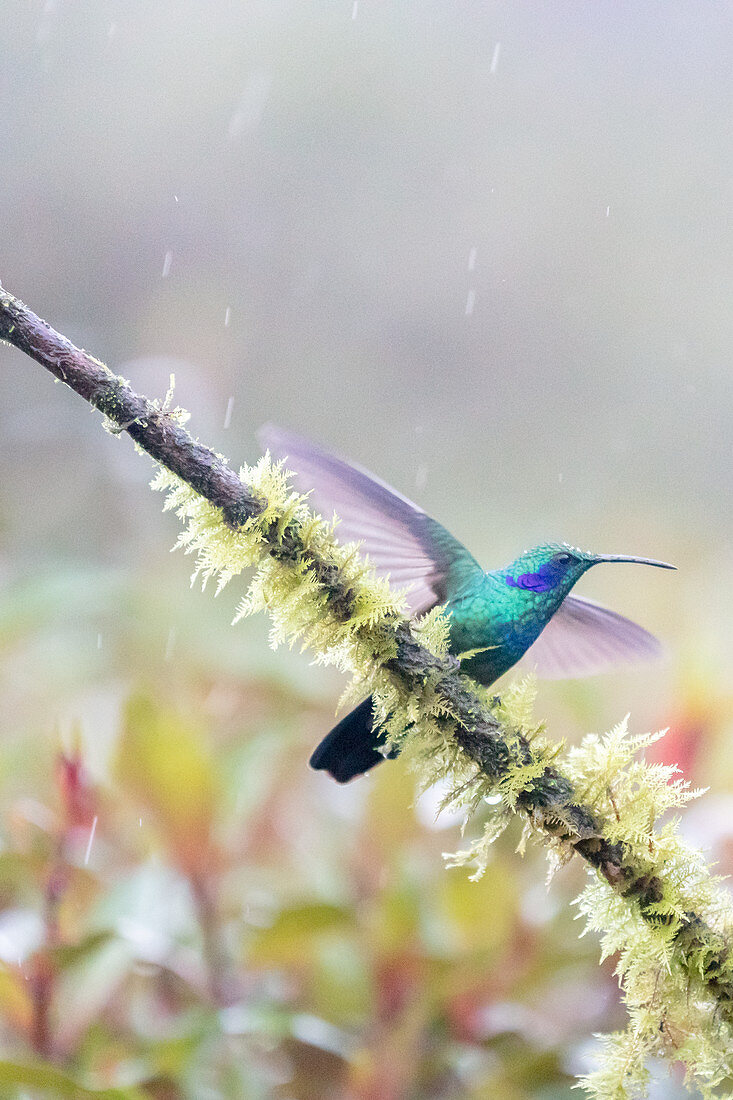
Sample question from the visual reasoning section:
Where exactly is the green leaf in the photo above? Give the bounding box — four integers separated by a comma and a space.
50, 930, 116, 971
54, 939, 136, 1054
433, 860, 517, 955
0, 1058, 147, 1099
248, 904, 352, 968
0, 851, 50, 897
0, 964, 32, 1032
115, 693, 217, 870
309, 939, 371, 1025
362, 756, 421, 862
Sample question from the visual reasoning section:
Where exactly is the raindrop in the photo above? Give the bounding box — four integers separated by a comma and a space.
467, 247, 477, 272
37, 0, 58, 45
165, 627, 176, 661
161, 251, 173, 278
224, 396, 235, 430
606, 205, 610, 218
465, 289, 476, 316
84, 816, 98, 866
352, 1, 358, 17
228, 69, 273, 139
490, 42, 501, 75
415, 464, 428, 491
224, 306, 231, 327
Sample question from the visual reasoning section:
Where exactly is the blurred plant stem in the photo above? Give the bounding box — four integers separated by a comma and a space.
189, 871, 231, 1007
29, 749, 97, 1060
29, 852, 63, 1060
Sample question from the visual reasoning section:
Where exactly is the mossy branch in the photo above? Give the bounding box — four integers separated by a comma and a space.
2, 282, 733, 1097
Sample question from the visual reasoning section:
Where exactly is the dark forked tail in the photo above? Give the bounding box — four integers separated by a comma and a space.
309, 696, 398, 783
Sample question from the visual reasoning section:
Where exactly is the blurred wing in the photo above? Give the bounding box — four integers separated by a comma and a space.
519, 594, 663, 679
258, 424, 483, 616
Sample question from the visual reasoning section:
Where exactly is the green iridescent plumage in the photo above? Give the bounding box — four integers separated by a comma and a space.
446, 543, 595, 684
259, 426, 674, 782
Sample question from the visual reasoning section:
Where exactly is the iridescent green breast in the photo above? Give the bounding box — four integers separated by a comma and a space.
444, 571, 561, 687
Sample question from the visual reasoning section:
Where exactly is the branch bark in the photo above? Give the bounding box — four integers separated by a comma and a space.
1, 283, 732, 1020
0, 288, 261, 528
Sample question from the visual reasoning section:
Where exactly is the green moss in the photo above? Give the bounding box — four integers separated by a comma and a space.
152, 452, 733, 1099
570, 724, 733, 1097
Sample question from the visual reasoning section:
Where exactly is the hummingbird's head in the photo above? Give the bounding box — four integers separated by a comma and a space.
503, 543, 675, 605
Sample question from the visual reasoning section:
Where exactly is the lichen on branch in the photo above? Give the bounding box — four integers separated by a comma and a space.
3, 281, 733, 1097
153, 456, 733, 1097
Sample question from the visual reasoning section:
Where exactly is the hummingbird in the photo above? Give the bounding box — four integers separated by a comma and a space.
259, 425, 675, 783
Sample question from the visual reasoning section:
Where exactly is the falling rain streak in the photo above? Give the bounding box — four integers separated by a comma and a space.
224, 396, 235, 429
84, 816, 98, 866
161, 251, 172, 278
228, 69, 272, 139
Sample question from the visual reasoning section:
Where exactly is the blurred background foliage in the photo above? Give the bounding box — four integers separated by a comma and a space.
1, 2, 733, 1097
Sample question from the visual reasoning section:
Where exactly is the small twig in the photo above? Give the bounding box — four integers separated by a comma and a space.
0, 286, 262, 529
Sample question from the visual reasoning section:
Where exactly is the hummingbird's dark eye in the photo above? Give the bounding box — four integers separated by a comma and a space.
554, 552, 573, 566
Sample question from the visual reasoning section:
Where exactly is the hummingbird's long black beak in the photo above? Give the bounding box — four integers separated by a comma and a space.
594, 554, 676, 570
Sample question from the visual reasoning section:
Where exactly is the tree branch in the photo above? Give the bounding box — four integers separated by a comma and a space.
1, 283, 732, 1053
0, 287, 262, 528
